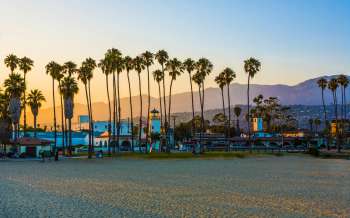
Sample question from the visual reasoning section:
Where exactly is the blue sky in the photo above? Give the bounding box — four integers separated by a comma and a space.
0, 0, 349, 106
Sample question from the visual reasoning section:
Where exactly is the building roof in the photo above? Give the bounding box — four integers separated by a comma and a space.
10, 137, 52, 146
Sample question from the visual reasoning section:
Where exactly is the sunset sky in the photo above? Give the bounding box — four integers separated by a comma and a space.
1, 0, 349, 108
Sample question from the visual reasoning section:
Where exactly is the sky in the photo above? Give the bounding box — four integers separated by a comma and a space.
0, 0, 349, 108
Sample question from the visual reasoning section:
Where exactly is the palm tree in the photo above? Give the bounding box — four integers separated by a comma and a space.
19, 56, 34, 134
27, 89, 45, 137
194, 58, 213, 152
115, 55, 125, 152
98, 58, 112, 153
166, 58, 183, 151
244, 58, 261, 151
328, 78, 340, 152
4, 73, 25, 141
45, 61, 61, 156
308, 118, 314, 132
142, 51, 154, 150
77, 61, 93, 158
124, 56, 135, 151
105, 48, 121, 153
60, 76, 79, 155
222, 67, 236, 137
337, 75, 348, 121
183, 58, 196, 137
63, 61, 77, 78
4, 54, 19, 74
85, 58, 96, 154
153, 69, 164, 131
234, 106, 242, 136
133, 56, 145, 151
317, 78, 328, 128
56, 68, 66, 155
215, 73, 227, 134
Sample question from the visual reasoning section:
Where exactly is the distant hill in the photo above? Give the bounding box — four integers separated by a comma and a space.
23, 74, 346, 126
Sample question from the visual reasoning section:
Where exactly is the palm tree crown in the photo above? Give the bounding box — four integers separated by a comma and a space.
317, 78, 328, 90
4, 73, 25, 97
4, 54, 19, 73
19, 57, 34, 74
244, 58, 261, 78
166, 58, 183, 80
60, 77, 79, 99
63, 61, 77, 77
27, 89, 45, 116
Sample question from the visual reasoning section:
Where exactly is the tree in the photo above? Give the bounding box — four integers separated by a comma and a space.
314, 118, 321, 134
46, 61, 61, 156
27, 89, 45, 137
337, 75, 348, 121
63, 61, 77, 78
308, 118, 314, 132
328, 78, 340, 152
98, 57, 112, 154
193, 58, 213, 152
77, 58, 96, 158
244, 58, 261, 152
215, 73, 227, 138
4, 73, 25, 141
115, 54, 124, 153
133, 56, 145, 151
124, 56, 135, 152
55, 66, 66, 155
166, 58, 183, 152
155, 50, 169, 133
153, 69, 164, 132
4, 54, 19, 74
19, 56, 34, 133
183, 58, 196, 137
222, 67, 236, 137
317, 78, 328, 131
60, 76, 79, 155
142, 51, 154, 152
233, 106, 242, 136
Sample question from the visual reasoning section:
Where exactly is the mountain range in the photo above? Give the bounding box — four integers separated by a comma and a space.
24, 75, 345, 126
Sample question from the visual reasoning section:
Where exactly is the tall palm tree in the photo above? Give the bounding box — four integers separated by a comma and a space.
4, 73, 25, 141
60, 76, 79, 155
77, 62, 93, 158
4, 54, 19, 74
314, 118, 321, 134
124, 56, 135, 151
183, 58, 196, 137
337, 75, 348, 120
45, 61, 61, 156
153, 69, 164, 131
155, 50, 169, 144
98, 58, 112, 153
222, 67, 236, 137
85, 58, 96, 154
27, 89, 45, 137
19, 56, 34, 134
115, 55, 125, 152
215, 73, 226, 132
328, 78, 340, 152
244, 58, 261, 151
63, 61, 77, 78
142, 51, 154, 150
317, 78, 328, 128
105, 48, 121, 153
133, 56, 145, 151
56, 67, 66, 155
234, 106, 242, 136
194, 58, 213, 152
166, 58, 183, 151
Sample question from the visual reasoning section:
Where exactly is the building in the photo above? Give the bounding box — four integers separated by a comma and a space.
149, 109, 161, 134
10, 137, 52, 157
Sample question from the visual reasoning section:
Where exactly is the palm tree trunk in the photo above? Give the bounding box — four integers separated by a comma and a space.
197, 84, 203, 153
162, 65, 167, 147
220, 87, 226, 138
138, 73, 142, 153
105, 74, 112, 154
117, 73, 121, 153
247, 76, 251, 152
84, 84, 92, 159
146, 67, 151, 153
23, 73, 27, 134
200, 82, 205, 153
88, 80, 94, 155
167, 79, 174, 152
34, 115, 37, 138
227, 83, 231, 138
68, 118, 72, 155
333, 91, 340, 153
127, 71, 134, 152
52, 78, 57, 156
112, 72, 116, 153
59, 82, 65, 155
189, 73, 195, 138
321, 89, 329, 150
158, 81, 163, 152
